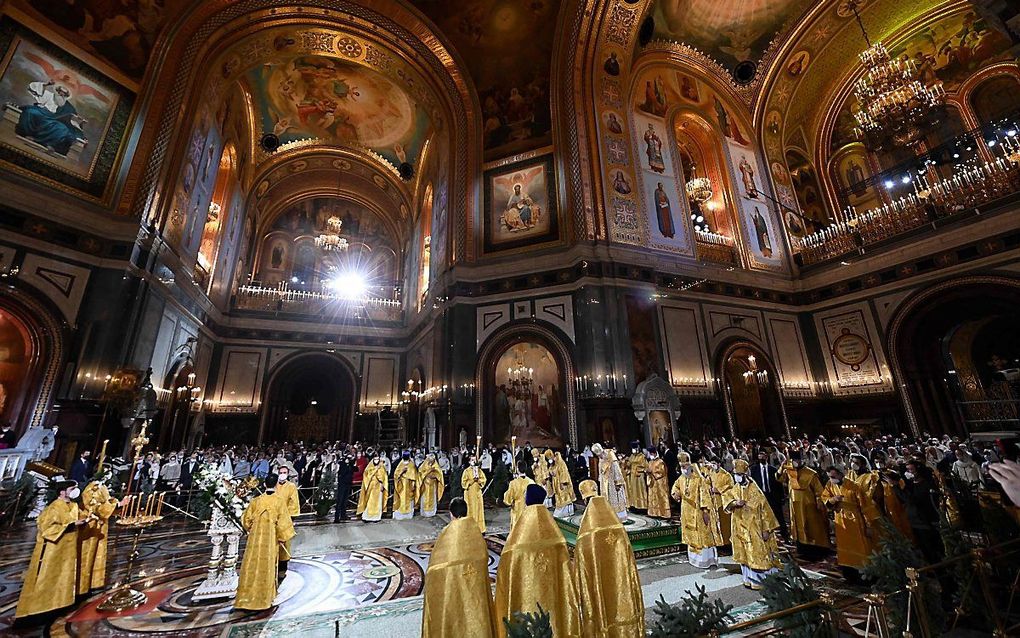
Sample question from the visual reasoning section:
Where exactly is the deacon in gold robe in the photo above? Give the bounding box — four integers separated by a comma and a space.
645, 448, 672, 519
274, 466, 300, 579
357, 455, 389, 522
392, 452, 419, 520
78, 479, 124, 593
592, 443, 629, 520
879, 471, 915, 541
706, 460, 734, 545
16, 480, 84, 619
575, 480, 645, 637
422, 498, 497, 638
724, 460, 781, 589
822, 467, 881, 577
671, 452, 722, 568
551, 452, 577, 518
847, 454, 881, 504
235, 474, 296, 611
502, 471, 534, 532
462, 457, 488, 533
776, 451, 831, 557
624, 443, 649, 510
418, 454, 445, 518
494, 485, 581, 638
534, 450, 556, 507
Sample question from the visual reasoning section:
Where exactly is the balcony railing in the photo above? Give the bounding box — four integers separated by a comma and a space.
234, 283, 402, 322
694, 229, 738, 265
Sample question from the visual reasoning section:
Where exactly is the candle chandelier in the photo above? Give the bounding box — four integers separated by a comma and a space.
315, 215, 349, 252
685, 169, 713, 203
848, 0, 944, 150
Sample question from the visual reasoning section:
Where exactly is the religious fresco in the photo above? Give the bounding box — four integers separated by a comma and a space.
13, 0, 185, 78
0, 18, 133, 198
830, 144, 883, 212
482, 154, 559, 254
244, 55, 432, 169
784, 151, 826, 235
491, 341, 563, 448
412, 0, 558, 160
724, 138, 784, 270
632, 112, 691, 255
651, 0, 814, 71
165, 105, 223, 257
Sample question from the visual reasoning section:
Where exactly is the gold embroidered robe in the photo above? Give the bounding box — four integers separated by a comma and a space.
78, 481, 119, 592
462, 466, 487, 533
418, 460, 445, 515
421, 517, 497, 638
274, 480, 300, 560
393, 460, 419, 516
821, 479, 881, 568
624, 453, 649, 509
552, 453, 576, 510
645, 458, 671, 519
357, 461, 389, 520
776, 465, 831, 548
16, 499, 81, 618
708, 468, 734, 544
235, 492, 296, 610
502, 475, 533, 531
671, 472, 722, 551
724, 480, 782, 572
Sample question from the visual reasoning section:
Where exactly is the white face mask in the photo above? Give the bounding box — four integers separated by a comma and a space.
903, 471, 914, 480
278, 473, 289, 482
67, 487, 81, 500
734, 475, 746, 484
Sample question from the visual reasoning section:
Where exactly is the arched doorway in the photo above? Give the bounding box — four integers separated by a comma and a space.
475, 326, 577, 448
889, 277, 1020, 436
0, 289, 64, 434
262, 353, 357, 443
158, 361, 197, 451
719, 342, 787, 439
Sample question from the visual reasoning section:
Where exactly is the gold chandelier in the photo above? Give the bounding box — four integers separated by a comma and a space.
314, 215, 349, 252
685, 167, 713, 203
849, 0, 944, 149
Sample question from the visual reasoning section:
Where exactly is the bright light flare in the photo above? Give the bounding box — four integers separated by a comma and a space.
327, 271, 369, 299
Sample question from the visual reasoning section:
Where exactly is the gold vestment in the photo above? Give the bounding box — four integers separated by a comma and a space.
646, 458, 671, 518
393, 460, 419, 516
235, 492, 296, 610
78, 481, 119, 592
671, 472, 722, 550
776, 465, 831, 548
724, 480, 781, 572
274, 480, 300, 560
419, 460, 445, 514
624, 453, 649, 509
357, 461, 389, 520
462, 466, 487, 533
821, 479, 881, 568
552, 453, 576, 509
16, 499, 80, 618
421, 517, 497, 638
502, 475, 533, 531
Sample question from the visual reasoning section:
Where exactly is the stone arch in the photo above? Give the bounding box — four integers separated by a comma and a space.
259, 350, 361, 443
714, 338, 789, 439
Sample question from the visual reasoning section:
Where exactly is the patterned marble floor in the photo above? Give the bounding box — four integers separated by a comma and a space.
0, 508, 849, 637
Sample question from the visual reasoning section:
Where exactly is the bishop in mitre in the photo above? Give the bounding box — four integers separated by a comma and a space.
592, 443, 629, 520
624, 441, 649, 511
646, 447, 672, 519
418, 453, 445, 518
236, 473, 296, 610
494, 485, 581, 638
358, 454, 389, 522
671, 451, 722, 568
724, 460, 781, 589
421, 498, 497, 638
16, 479, 84, 620
462, 455, 488, 533
393, 451, 419, 520
575, 480, 645, 637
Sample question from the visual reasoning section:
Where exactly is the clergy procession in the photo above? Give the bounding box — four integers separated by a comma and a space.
9, 430, 1020, 636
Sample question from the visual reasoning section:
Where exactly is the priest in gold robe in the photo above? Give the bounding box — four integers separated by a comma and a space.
646, 447, 672, 519
422, 497, 497, 638
822, 466, 881, 580
392, 451, 419, 520
78, 478, 124, 593
502, 471, 533, 532
624, 442, 649, 511
235, 474, 296, 610
274, 465, 300, 580
847, 454, 881, 504
494, 485, 581, 638
357, 455, 389, 522
534, 450, 556, 508
706, 460, 734, 545
724, 460, 781, 589
671, 452, 722, 568
16, 480, 84, 620
418, 453, 445, 518
551, 452, 577, 518
776, 451, 831, 558
575, 480, 645, 637
462, 456, 488, 533
879, 470, 915, 541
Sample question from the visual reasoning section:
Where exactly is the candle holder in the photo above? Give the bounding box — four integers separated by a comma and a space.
96, 514, 164, 612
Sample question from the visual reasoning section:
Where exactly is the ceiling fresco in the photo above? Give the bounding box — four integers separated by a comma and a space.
650, 0, 814, 71
243, 55, 433, 170
12, 0, 186, 79
412, 0, 559, 160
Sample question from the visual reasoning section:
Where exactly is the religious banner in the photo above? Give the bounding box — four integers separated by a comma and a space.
819, 309, 886, 391
483, 152, 560, 254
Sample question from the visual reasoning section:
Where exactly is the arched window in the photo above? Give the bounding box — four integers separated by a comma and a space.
197, 143, 237, 292
784, 149, 827, 232
673, 113, 736, 239
970, 74, 1020, 124
417, 184, 433, 310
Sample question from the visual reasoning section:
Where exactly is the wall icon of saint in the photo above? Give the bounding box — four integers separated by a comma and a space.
654, 182, 675, 238
643, 123, 665, 173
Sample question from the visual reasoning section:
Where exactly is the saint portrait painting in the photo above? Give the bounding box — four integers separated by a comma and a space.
0, 20, 132, 196
483, 154, 559, 253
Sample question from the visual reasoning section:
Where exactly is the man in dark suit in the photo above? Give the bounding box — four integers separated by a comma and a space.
333, 454, 356, 523
749, 447, 788, 540
69, 450, 91, 483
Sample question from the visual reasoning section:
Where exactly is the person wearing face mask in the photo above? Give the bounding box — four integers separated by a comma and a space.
706, 459, 734, 547
821, 466, 881, 582
533, 450, 554, 506
624, 442, 649, 512
895, 460, 944, 564
846, 453, 881, 507
419, 453, 445, 518
78, 473, 129, 594
235, 474, 296, 611
502, 467, 534, 532
750, 448, 787, 541
776, 450, 831, 559
671, 452, 722, 569
393, 451, 419, 520
462, 455, 488, 533
724, 460, 781, 590
878, 468, 914, 541
358, 455, 389, 523
15, 479, 85, 621
333, 454, 356, 523
273, 465, 300, 581
646, 447, 672, 519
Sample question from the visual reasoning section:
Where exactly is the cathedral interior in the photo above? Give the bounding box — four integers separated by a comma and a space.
1, 0, 1020, 635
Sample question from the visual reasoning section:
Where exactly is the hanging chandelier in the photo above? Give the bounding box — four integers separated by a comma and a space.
848, 0, 944, 149
315, 215, 349, 252
685, 167, 713, 203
